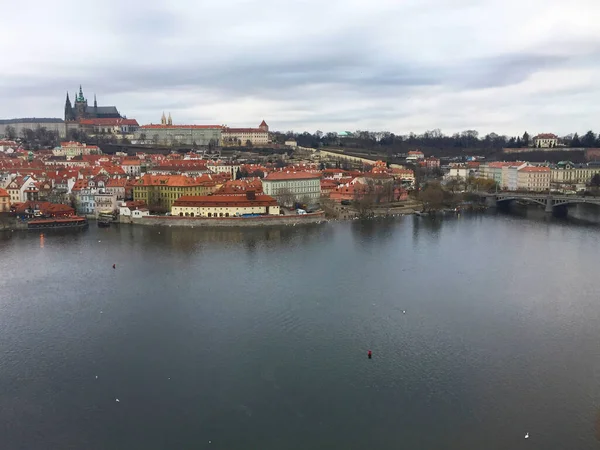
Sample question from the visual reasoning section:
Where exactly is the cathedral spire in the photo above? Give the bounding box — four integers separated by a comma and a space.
161, 112, 166, 125
167, 112, 172, 126
94, 94, 97, 109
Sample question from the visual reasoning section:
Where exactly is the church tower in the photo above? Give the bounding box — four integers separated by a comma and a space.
161, 112, 166, 125
74, 85, 88, 120
259, 120, 269, 132
64, 92, 75, 121
168, 112, 172, 126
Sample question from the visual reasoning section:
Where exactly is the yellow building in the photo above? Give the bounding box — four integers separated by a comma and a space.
133, 175, 219, 210
171, 192, 279, 217
551, 162, 600, 188
517, 166, 551, 191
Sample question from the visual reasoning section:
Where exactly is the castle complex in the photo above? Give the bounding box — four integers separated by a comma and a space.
64, 86, 121, 122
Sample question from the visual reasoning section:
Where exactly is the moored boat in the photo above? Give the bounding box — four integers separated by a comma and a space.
28, 216, 88, 230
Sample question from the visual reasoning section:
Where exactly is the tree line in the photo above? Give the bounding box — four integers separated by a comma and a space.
271, 129, 600, 153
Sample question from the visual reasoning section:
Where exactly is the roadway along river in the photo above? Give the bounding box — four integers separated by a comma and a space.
1, 213, 599, 449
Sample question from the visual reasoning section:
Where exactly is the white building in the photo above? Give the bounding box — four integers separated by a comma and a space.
261, 171, 321, 205
94, 190, 118, 217
207, 161, 240, 179
121, 159, 142, 177
222, 121, 270, 147
533, 133, 559, 148
501, 163, 528, 191
52, 141, 100, 157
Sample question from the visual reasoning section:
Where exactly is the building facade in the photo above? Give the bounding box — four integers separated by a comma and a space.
222, 121, 269, 147
517, 166, 551, 191
261, 172, 321, 205
171, 192, 279, 217
551, 161, 600, 189
133, 175, 219, 210
78, 118, 139, 137
533, 133, 559, 148
0, 118, 66, 138
0, 188, 10, 212
136, 121, 222, 147
94, 191, 118, 217
53, 141, 101, 157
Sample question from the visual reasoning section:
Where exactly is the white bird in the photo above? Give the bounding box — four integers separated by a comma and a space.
115, 398, 120, 402
403, 310, 406, 314
525, 432, 529, 439
98, 240, 101, 243
95, 375, 98, 379
100, 311, 103, 314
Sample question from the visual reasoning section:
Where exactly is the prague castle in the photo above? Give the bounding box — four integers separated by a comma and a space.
64, 86, 121, 122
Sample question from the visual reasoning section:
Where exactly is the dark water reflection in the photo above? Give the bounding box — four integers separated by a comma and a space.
1, 216, 600, 449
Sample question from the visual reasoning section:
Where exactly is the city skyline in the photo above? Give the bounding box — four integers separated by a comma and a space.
1, 0, 599, 135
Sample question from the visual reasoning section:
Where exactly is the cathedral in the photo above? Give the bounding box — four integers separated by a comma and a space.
64, 86, 121, 122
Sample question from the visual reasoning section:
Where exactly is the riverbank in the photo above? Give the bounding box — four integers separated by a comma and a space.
120, 211, 326, 227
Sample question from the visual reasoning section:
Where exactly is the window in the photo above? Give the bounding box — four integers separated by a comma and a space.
208, 213, 212, 217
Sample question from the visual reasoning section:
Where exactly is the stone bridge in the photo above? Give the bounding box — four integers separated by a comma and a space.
478, 192, 600, 213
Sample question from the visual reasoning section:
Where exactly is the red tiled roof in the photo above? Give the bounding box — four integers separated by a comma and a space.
519, 166, 550, 173
535, 133, 558, 139
173, 194, 277, 208
140, 124, 222, 129
79, 118, 139, 126
264, 171, 320, 181
0, 188, 8, 197
223, 128, 267, 133
136, 174, 205, 187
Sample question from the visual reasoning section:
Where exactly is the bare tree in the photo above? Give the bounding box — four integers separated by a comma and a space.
277, 188, 296, 207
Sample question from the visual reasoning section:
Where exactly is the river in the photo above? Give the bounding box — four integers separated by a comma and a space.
1, 214, 599, 449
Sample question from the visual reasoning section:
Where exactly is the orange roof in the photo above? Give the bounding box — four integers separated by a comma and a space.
0, 188, 8, 197
140, 124, 222, 129
519, 166, 550, 173
122, 159, 141, 166
223, 127, 267, 133
107, 178, 127, 187
173, 194, 277, 208
264, 171, 320, 181
79, 118, 139, 126
136, 174, 205, 187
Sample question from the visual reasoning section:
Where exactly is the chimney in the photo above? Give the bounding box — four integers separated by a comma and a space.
246, 190, 256, 200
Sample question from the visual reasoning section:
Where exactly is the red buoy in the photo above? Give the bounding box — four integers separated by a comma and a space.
368, 350, 372, 359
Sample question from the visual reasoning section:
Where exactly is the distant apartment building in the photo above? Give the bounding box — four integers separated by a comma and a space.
222, 121, 269, 147
94, 190, 118, 217
446, 164, 471, 180
551, 161, 600, 188
261, 171, 321, 205
207, 161, 240, 179
517, 166, 551, 191
121, 159, 142, 177
53, 141, 101, 158
533, 133, 559, 148
405, 151, 425, 162
480, 162, 516, 185
171, 192, 279, 217
501, 163, 527, 191
425, 157, 440, 169
136, 113, 222, 146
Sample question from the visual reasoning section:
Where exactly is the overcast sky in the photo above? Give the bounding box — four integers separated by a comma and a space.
1, 0, 599, 136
